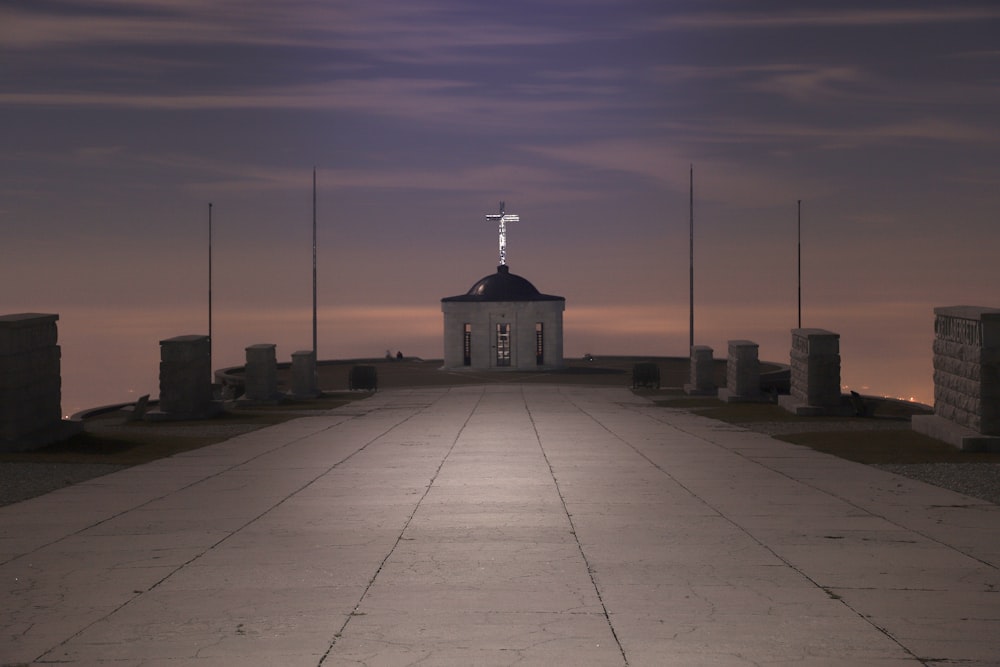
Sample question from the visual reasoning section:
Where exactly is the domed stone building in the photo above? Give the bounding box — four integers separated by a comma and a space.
441, 264, 565, 370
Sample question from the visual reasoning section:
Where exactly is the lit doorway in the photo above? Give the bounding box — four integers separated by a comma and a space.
496, 323, 511, 367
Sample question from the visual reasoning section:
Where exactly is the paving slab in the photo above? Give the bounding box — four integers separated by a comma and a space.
1, 385, 999, 665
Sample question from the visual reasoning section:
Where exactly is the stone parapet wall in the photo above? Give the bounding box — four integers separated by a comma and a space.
931, 306, 1000, 435
0, 313, 62, 448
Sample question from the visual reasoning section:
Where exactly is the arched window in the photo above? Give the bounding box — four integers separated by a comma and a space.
536, 322, 544, 365
463, 323, 472, 366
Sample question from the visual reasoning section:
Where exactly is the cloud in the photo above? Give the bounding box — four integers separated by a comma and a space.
746, 66, 869, 103
0, 0, 608, 62
0, 2, 349, 50
648, 7, 1000, 31
0, 74, 623, 139
519, 139, 818, 206
133, 150, 579, 197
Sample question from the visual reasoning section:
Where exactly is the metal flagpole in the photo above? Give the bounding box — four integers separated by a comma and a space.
312, 167, 317, 359
797, 200, 802, 329
208, 202, 213, 373
689, 165, 694, 350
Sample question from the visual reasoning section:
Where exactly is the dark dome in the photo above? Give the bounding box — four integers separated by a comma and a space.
442, 265, 564, 303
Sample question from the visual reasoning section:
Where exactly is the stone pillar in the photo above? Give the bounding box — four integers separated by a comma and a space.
244, 343, 279, 402
291, 350, 319, 398
0, 313, 69, 451
779, 328, 849, 415
158, 335, 214, 419
913, 306, 1000, 451
720, 339, 761, 403
684, 345, 717, 396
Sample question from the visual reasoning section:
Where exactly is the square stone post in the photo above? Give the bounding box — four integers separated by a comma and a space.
719, 339, 762, 403
779, 328, 850, 415
291, 350, 319, 398
913, 306, 1000, 451
684, 345, 717, 396
0, 313, 75, 451
244, 343, 279, 402
158, 335, 214, 419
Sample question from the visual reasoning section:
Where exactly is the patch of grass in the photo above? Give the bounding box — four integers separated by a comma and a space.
649, 394, 989, 465
656, 400, 825, 423
230, 392, 363, 412
653, 396, 930, 424
2, 394, 364, 466
776, 430, 1000, 465
0, 430, 223, 466
652, 397, 730, 409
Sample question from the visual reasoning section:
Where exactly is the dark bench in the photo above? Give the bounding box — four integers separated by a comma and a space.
632, 362, 660, 390
349, 365, 378, 391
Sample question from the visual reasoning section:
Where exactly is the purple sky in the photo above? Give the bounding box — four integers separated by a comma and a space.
2, 1, 999, 413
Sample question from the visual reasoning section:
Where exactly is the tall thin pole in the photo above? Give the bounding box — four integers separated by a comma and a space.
689, 164, 694, 350
797, 199, 802, 329
312, 167, 318, 358
208, 202, 213, 371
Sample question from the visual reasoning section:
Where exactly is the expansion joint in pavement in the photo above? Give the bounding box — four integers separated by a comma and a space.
319, 387, 487, 665
558, 397, 931, 664
524, 389, 630, 666
33, 407, 433, 666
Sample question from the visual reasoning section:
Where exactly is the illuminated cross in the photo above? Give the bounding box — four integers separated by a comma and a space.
485, 201, 519, 266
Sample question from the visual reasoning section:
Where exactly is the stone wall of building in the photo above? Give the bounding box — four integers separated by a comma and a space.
0, 313, 62, 450
441, 300, 564, 370
931, 306, 1000, 435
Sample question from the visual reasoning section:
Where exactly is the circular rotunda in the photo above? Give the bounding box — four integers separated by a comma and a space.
441, 265, 565, 370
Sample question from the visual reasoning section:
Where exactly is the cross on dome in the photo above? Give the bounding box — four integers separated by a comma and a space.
485, 201, 519, 266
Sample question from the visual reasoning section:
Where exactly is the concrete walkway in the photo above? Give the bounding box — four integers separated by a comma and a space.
2, 385, 999, 666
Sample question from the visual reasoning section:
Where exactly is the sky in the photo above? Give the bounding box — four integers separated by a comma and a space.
2, 1, 999, 414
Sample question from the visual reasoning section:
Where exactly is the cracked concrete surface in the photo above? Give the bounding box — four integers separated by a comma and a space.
1, 385, 999, 665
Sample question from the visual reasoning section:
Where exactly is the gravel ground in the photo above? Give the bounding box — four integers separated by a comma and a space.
739, 420, 1000, 506
873, 462, 1000, 505
0, 462, 127, 506
738, 420, 912, 436
89, 422, 266, 438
